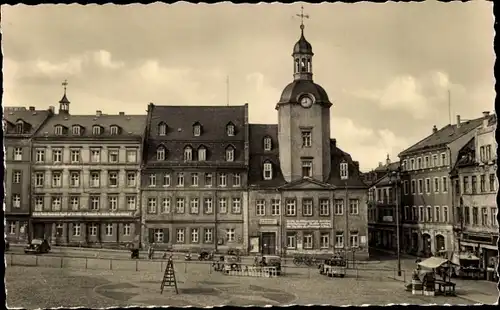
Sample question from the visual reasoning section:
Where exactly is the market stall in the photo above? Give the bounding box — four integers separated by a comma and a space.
417, 257, 458, 296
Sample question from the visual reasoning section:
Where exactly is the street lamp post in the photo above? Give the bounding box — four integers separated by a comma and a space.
389, 168, 402, 277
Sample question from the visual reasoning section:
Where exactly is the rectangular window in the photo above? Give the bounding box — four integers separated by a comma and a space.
89, 224, 98, 236
302, 199, 313, 216
286, 232, 297, 249
35, 197, 44, 211
464, 206, 470, 225
285, 199, 296, 216
35, 172, 44, 187
191, 228, 199, 243
218, 198, 227, 213
73, 224, 81, 236
425, 178, 431, 194
232, 198, 241, 214
161, 198, 171, 214
204, 198, 213, 214
404, 206, 409, 221
177, 173, 184, 187
443, 206, 448, 222
432, 154, 438, 167
198, 148, 206, 161
148, 174, 156, 187
480, 175, 486, 192
320, 233, 330, 249
417, 157, 422, 169
340, 162, 348, 179
441, 153, 447, 167
489, 174, 496, 192
263, 162, 273, 180
13, 171, 21, 184
233, 173, 241, 187
419, 206, 424, 221
205, 173, 213, 187
204, 228, 213, 243
176, 229, 185, 243
68, 171, 79, 187
412, 206, 417, 221
218, 173, 227, 187
471, 176, 477, 194
190, 198, 199, 214
463, 176, 469, 194
52, 171, 62, 187
163, 174, 171, 187
108, 149, 119, 163
126, 150, 137, 163
108, 195, 118, 211
409, 158, 415, 170
472, 207, 479, 225
426, 206, 432, 222
411, 180, 416, 195
90, 196, 100, 211
303, 233, 313, 249
12, 194, 21, 208
70, 149, 80, 163
271, 199, 281, 216
108, 171, 119, 187
70, 196, 79, 211
349, 199, 359, 215
105, 224, 113, 236
417, 179, 423, 194
256, 200, 265, 216
403, 181, 409, 195
481, 207, 488, 226
154, 229, 164, 243
226, 228, 235, 242
176, 198, 185, 214
52, 149, 62, 163
123, 224, 131, 236
334, 199, 344, 215
434, 177, 440, 193
319, 199, 330, 216
127, 172, 136, 187
335, 232, 344, 248
491, 207, 497, 227
35, 149, 45, 163
435, 206, 440, 222
90, 171, 100, 187
127, 196, 136, 210
14, 147, 22, 161
191, 173, 199, 187
424, 156, 429, 169
350, 232, 359, 248
148, 198, 157, 214
91, 149, 101, 163
301, 130, 312, 147
301, 160, 313, 178
51, 196, 61, 211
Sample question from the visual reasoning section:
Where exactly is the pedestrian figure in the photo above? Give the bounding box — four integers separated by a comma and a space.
148, 245, 154, 260
254, 256, 259, 266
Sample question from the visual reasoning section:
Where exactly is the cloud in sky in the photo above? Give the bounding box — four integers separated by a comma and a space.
2, 3, 494, 171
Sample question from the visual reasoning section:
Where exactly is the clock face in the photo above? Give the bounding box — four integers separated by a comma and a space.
300, 96, 313, 108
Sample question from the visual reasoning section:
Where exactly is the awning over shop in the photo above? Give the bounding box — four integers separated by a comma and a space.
418, 257, 458, 269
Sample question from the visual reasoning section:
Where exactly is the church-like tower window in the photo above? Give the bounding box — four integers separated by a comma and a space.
198, 146, 207, 161
301, 160, 312, 178
225, 146, 235, 162
72, 125, 81, 136
184, 146, 193, 161
193, 123, 201, 137
158, 122, 167, 136
263, 137, 272, 151
92, 125, 102, 135
301, 130, 312, 147
156, 146, 166, 161
263, 162, 273, 180
54, 125, 63, 136
226, 123, 235, 136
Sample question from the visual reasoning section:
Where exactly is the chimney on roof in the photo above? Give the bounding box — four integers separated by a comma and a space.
331, 138, 337, 147
378, 162, 383, 168
119, 112, 125, 116
29, 106, 35, 111
456, 115, 461, 128
353, 161, 359, 171
386, 154, 391, 165
483, 111, 490, 128
48, 106, 55, 114
96, 110, 102, 117
432, 125, 438, 134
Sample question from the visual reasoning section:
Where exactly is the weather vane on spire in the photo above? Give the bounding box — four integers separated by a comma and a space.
296, 5, 310, 31
62, 79, 68, 95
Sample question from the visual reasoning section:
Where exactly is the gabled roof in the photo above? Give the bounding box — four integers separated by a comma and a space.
374, 161, 400, 173
399, 116, 485, 156
326, 140, 369, 188
3, 107, 53, 136
453, 137, 476, 169
278, 177, 335, 190
147, 104, 247, 141
35, 113, 146, 138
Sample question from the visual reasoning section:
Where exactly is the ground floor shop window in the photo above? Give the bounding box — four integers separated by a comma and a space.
8, 222, 16, 234
287, 232, 296, 249
303, 233, 313, 249
320, 232, 329, 248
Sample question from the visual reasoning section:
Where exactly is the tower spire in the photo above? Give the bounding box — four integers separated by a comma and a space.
292, 6, 313, 81
59, 79, 70, 114
296, 5, 309, 35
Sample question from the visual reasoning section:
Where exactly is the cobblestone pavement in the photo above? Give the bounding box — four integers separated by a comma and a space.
7, 263, 478, 308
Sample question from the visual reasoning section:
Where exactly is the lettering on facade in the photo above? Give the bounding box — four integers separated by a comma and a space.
32, 212, 134, 218
286, 219, 332, 229
259, 219, 278, 225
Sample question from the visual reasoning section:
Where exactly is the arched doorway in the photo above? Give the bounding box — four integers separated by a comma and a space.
435, 234, 445, 253
422, 233, 432, 257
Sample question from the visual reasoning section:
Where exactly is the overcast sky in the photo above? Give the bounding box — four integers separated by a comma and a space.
2, 2, 494, 171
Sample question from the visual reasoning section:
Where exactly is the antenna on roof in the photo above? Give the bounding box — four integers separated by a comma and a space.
226, 75, 230, 107
448, 89, 451, 125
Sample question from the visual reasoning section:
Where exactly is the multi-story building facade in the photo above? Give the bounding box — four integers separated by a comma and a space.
450, 112, 497, 279
367, 159, 400, 252
247, 24, 369, 260
141, 104, 249, 252
3, 106, 52, 243
399, 114, 490, 256
31, 91, 145, 247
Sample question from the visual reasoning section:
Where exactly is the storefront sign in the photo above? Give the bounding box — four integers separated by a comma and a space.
286, 220, 332, 229
32, 212, 134, 218
382, 216, 393, 222
259, 219, 278, 225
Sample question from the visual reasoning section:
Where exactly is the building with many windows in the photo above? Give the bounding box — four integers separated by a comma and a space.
30, 91, 145, 247
247, 23, 369, 259
141, 104, 249, 252
3, 106, 53, 243
450, 112, 497, 280
399, 114, 490, 256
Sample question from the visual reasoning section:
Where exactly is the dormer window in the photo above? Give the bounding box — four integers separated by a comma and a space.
263, 137, 272, 151
225, 146, 235, 162
340, 161, 349, 180
193, 123, 201, 137
198, 146, 207, 161
263, 162, 273, 180
226, 123, 235, 136
92, 125, 102, 135
158, 122, 167, 136
184, 146, 193, 161
156, 146, 166, 161
110, 125, 119, 135
16, 121, 24, 133
54, 125, 64, 136
72, 125, 81, 136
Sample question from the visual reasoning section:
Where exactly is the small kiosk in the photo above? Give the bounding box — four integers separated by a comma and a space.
408, 257, 458, 297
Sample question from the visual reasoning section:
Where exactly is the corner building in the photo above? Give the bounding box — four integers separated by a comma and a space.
141, 104, 248, 252
247, 25, 369, 259
31, 92, 145, 247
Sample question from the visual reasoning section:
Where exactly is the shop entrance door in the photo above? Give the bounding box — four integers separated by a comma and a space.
261, 232, 276, 255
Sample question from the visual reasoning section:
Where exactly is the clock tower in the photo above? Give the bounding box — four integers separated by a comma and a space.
276, 19, 332, 183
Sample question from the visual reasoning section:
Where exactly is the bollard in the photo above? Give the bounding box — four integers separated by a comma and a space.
60, 257, 64, 268
136, 260, 138, 272
35, 255, 38, 267
85, 258, 88, 269
184, 262, 187, 273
